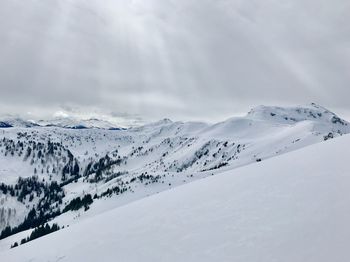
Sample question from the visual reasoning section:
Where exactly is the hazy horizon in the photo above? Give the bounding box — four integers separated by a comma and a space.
1, 103, 350, 128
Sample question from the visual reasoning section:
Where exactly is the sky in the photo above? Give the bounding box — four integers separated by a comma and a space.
0, 0, 349, 124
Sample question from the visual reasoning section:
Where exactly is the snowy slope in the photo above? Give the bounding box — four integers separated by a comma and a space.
2, 132, 350, 262
0, 104, 348, 237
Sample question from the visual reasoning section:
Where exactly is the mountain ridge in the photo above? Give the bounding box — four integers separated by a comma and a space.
1, 103, 348, 131
2, 131, 350, 262
0, 104, 349, 250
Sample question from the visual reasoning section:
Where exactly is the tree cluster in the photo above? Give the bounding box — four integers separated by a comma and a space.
62, 194, 93, 213
11, 223, 60, 248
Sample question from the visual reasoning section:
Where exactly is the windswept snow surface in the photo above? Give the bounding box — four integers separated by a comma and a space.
2, 133, 350, 262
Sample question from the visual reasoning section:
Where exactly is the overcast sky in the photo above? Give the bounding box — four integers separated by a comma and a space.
0, 0, 349, 123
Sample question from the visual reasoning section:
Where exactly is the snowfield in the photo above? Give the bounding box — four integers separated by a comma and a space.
2, 132, 350, 262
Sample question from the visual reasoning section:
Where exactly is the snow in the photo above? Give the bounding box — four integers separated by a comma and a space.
0, 116, 123, 130
35, 117, 123, 130
2, 133, 350, 262
0, 104, 349, 233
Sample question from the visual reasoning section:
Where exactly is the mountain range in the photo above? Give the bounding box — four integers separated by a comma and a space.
0, 104, 349, 261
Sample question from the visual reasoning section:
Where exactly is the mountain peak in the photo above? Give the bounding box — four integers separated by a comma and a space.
246, 104, 349, 127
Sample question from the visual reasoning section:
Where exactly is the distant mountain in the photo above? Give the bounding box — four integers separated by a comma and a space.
0, 116, 124, 130
247, 103, 348, 126
0, 104, 349, 252
35, 117, 125, 130
0, 122, 12, 128
0, 118, 39, 128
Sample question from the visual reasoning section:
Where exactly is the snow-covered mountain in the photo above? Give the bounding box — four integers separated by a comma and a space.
2, 121, 350, 262
0, 104, 349, 254
0, 116, 123, 130
0, 118, 39, 128
35, 117, 124, 130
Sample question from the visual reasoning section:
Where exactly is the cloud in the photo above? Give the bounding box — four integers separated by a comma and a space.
0, 0, 349, 121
